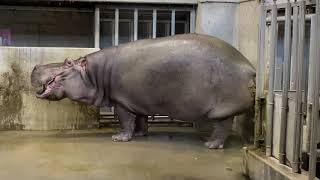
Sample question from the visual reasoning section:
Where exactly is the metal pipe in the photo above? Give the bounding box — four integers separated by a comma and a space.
94, 7, 100, 48
309, 0, 320, 179
279, 0, 292, 165
152, 9, 157, 38
134, 8, 138, 41
292, 0, 305, 173
114, 8, 119, 46
290, 4, 299, 90
190, 9, 196, 33
266, 0, 278, 157
254, 0, 266, 148
305, 15, 317, 153
171, 9, 176, 36
266, 14, 313, 23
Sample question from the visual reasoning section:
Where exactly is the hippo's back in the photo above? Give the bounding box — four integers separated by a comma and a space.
109, 34, 255, 120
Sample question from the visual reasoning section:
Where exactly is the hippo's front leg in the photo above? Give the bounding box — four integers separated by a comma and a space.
112, 105, 136, 142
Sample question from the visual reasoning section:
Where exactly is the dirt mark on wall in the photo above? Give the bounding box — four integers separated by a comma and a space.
0, 63, 26, 130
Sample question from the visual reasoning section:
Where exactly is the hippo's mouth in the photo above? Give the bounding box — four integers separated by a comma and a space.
36, 76, 57, 98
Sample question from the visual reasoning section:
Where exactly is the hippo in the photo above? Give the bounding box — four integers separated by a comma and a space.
31, 34, 255, 149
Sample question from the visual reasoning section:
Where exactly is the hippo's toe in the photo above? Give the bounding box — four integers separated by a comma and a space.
204, 139, 225, 149
112, 132, 133, 142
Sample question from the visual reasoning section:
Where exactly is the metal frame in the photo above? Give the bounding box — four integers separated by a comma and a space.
257, 0, 320, 177
94, 7, 100, 48
279, 0, 292, 165
266, 0, 278, 157
309, 0, 320, 178
99, 7, 195, 44
292, 0, 305, 172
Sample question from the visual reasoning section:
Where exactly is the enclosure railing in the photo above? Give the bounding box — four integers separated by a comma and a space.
255, 0, 320, 178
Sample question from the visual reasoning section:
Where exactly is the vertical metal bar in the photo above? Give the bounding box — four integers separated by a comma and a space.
292, 0, 305, 173
305, 15, 316, 154
152, 9, 157, 39
254, 0, 266, 148
266, 0, 278, 157
134, 8, 138, 41
290, 4, 299, 90
114, 8, 119, 46
279, 0, 292, 164
309, 0, 320, 178
171, 9, 175, 36
94, 7, 100, 48
190, 9, 196, 33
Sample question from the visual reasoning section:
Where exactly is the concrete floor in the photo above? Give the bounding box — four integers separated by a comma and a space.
0, 127, 249, 180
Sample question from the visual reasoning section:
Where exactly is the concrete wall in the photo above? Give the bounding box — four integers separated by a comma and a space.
235, 0, 259, 67
0, 47, 100, 130
0, 9, 94, 47
196, 2, 237, 46
195, 0, 259, 66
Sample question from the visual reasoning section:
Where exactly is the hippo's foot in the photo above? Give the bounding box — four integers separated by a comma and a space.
134, 130, 147, 137
112, 132, 133, 142
205, 117, 234, 149
204, 138, 226, 149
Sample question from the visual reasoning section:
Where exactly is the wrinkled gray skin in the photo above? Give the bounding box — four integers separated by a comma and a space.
31, 34, 255, 149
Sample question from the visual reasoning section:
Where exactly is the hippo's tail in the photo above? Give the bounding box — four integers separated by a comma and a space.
248, 74, 256, 107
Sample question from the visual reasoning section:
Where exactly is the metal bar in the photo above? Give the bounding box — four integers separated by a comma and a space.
134, 8, 138, 41
114, 8, 119, 46
309, 0, 320, 178
0, 5, 93, 12
279, 0, 292, 164
266, 0, 278, 157
171, 9, 176, 36
98, 5, 194, 11
152, 9, 157, 38
305, 15, 317, 154
264, 0, 316, 9
101, 19, 187, 24
266, 14, 313, 22
290, 4, 299, 90
190, 9, 196, 33
292, 0, 305, 173
94, 7, 100, 48
254, 0, 266, 148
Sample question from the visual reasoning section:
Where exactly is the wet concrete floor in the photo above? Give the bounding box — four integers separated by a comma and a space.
0, 127, 249, 180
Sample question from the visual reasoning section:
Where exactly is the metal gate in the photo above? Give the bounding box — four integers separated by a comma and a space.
255, 0, 320, 178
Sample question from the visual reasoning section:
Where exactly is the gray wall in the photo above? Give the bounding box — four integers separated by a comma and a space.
196, 2, 237, 46
0, 9, 94, 47
195, 0, 259, 66
0, 47, 100, 130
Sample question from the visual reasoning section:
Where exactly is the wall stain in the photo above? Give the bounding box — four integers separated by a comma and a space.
0, 62, 26, 130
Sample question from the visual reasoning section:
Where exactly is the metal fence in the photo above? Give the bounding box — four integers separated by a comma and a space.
255, 0, 320, 178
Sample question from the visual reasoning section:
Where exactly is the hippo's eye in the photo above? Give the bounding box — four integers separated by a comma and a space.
64, 59, 73, 67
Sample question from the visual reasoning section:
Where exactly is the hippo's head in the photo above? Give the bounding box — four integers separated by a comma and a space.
31, 57, 94, 102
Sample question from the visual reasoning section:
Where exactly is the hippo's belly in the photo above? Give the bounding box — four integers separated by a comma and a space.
110, 53, 252, 121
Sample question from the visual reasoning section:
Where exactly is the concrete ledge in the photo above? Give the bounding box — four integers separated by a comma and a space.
243, 148, 309, 180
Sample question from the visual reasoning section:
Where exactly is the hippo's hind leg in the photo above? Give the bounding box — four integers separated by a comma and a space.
205, 116, 233, 149
134, 115, 148, 137
112, 105, 136, 142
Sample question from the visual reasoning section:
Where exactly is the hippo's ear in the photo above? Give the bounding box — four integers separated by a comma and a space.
79, 57, 87, 68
